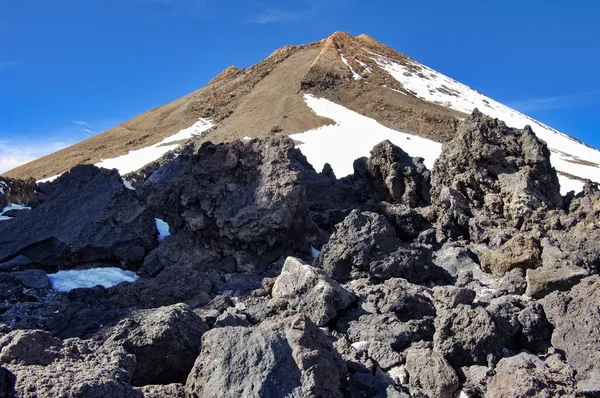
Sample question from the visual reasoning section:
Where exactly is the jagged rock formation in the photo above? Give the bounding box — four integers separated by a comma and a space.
0, 177, 37, 209
0, 112, 599, 397
0, 165, 157, 271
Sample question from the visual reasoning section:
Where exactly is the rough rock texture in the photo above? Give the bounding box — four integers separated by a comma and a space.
0, 165, 157, 270
186, 315, 345, 398
542, 276, 600, 393
434, 305, 504, 368
144, 137, 319, 265
101, 304, 208, 386
405, 347, 459, 398
485, 352, 575, 398
431, 110, 562, 241
0, 177, 37, 209
271, 257, 355, 326
479, 234, 541, 276
0, 329, 141, 398
355, 140, 432, 207
316, 210, 447, 283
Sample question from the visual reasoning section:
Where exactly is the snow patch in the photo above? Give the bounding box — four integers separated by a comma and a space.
0, 204, 31, 221
290, 95, 441, 178
37, 175, 60, 184
122, 179, 135, 190
311, 246, 321, 259
96, 119, 213, 175
48, 267, 139, 292
155, 218, 170, 242
370, 53, 600, 192
339, 51, 361, 80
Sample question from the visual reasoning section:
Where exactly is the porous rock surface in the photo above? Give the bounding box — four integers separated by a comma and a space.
0, 111, 598, 397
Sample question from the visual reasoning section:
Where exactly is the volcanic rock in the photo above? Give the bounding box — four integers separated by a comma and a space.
101, 303, 208, 386
271, 257, 355, 326
0, 165, 156, 270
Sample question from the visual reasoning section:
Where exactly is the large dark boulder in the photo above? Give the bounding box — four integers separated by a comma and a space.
101, 303, 208, 386
431, 110, 562, 241
143, 137, 319, 266
186, 315, 346, 398
315, 210, 447, 283
0, 165, 157, 270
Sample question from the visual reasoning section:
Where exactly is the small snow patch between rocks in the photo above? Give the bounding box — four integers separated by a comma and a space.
48, 267, 139, 292
155, 218, 171, 242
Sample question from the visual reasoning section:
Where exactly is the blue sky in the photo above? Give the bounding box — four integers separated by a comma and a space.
1, 0, 599, 172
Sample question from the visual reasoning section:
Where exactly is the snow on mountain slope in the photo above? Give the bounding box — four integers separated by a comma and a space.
294, 94, 585, 195
290, 94, 442, 177
38, 118, 214, 184
370, 52, 600, 192
96, 118, 213, 175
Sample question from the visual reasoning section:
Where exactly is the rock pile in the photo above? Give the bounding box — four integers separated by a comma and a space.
0, 111, 598, 397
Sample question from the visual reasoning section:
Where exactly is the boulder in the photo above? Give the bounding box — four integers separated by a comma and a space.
9, 270, 50, 289
485, 352, 575, 398
431, 110, 562, 240
479, 234, 541, 277
186, 315, 345, 397
316, 210, 446, 283
0, 165, 156, 270
542, 276, 600, 393
405, 347, 459, 398
101, 303, 208, 386
525, 263, 588, 299
0, 329, 140, 398
378, 202, 429, 241
143, 137, 319, 261
358, 140, 432, 207
434, 304, 504, 368
271, 257, 355, 326
347, 314, 434, 369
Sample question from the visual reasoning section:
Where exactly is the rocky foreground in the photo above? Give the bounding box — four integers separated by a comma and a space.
0, 111, 599, 397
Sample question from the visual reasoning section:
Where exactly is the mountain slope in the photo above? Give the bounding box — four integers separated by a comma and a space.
4, 32, 599, 194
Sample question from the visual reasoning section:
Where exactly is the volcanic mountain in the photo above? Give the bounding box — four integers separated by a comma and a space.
4, 32, 599, 193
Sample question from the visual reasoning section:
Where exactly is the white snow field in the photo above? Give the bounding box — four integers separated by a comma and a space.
0, 204, 31, 221
96, 118, 214, 175
290, 94, 442, 177
48, 267, 139, 292
37, 118, 214, 184
155, 218, 171, 242
370, 52, 600, 193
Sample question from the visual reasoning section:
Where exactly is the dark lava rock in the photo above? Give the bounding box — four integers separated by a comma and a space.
315, 210, 448, 283
431, 110, 562, 240
0, 329, 140, 398
542, 276, 600, 393
433, 304, 504, 368
186, 314, 346, 398
0, 165, 157, 270
271, 257, 355, 326
101, 303, 208, 386
143, 137, 320, 265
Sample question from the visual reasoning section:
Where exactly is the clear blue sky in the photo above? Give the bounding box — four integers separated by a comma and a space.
1, 0, 599, 172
